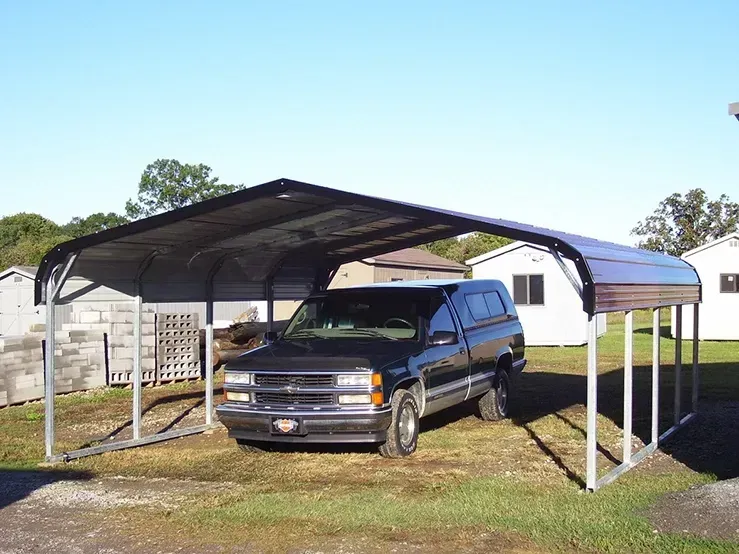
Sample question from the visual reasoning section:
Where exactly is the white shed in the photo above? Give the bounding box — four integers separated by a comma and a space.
671, 232, 739, 341
466, 242, 606, 346
0, 266, 45, 336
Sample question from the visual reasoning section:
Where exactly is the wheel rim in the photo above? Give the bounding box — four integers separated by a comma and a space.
398, 404, 416, 447
497, 378, 508, 413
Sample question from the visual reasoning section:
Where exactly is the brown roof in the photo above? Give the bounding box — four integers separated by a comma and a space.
366, 248, 467, 271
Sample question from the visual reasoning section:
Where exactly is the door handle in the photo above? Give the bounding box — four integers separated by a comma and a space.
459, 347, 466, 355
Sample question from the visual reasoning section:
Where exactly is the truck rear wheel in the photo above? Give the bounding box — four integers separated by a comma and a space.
478, 370, 510, 421
379, 390, 419, 458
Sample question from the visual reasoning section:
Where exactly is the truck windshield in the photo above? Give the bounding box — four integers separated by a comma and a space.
282, 291, 425, 341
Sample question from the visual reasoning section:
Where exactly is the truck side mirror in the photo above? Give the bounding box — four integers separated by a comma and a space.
429, 331, 458, 346
263, 331, 278, 343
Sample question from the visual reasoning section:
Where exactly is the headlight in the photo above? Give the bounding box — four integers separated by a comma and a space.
225, 391, 252, 402
338, 394, 372, 405
337, 374, 371, 387
225, 372, 253, 385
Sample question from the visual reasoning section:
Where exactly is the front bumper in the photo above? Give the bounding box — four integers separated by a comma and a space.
216, 402, 392, 444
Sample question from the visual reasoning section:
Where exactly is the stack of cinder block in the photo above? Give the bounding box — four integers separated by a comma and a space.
62, 303, 156, 385
156, 313, 201, 382
0, 330, 106, 407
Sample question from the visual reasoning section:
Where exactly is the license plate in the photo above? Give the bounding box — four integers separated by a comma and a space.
271, 417, 302, 435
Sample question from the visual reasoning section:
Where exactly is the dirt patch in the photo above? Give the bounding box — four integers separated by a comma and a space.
0, 471, 234, 554
648, 478, 739, 541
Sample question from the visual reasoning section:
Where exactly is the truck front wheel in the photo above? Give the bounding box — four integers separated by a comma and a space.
478, 370, 510, 421
379, 390, 419, 458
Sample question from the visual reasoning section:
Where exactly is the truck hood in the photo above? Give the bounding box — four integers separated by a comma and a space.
224, 339, 424, 372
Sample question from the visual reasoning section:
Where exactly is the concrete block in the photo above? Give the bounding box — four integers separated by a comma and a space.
0, 391, 7, 408
141, 334, 155, 347
69, 330, 105, 342
28, 324, 46, 333
112, 347, 134, 360
62, 366, 81, 379
60, 344, 79, 355
88, 353, 105, 367
109, 359, 133, 371
142, 313, 155, 324
78, 346, 103, 355
111, 323, 133, 336
142, 357, 156, 371
34, 374, 45, 387
79, 311, 102, 324
109, 335, 133, 347
101, 311, 132, 324
22, 336, 44, 348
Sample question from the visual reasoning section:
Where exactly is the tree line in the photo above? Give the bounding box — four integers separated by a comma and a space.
0, 159, 243, 270
1, 159, 737, 271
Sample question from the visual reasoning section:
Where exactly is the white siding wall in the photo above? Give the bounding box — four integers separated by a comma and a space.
471, 245, 606, 346
671, 239, 739, 340
0, 273, 45, 336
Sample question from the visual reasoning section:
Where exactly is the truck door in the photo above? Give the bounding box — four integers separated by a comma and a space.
423, 295, 469, 413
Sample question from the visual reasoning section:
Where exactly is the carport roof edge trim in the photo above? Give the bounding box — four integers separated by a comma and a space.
34, 178, 701, 314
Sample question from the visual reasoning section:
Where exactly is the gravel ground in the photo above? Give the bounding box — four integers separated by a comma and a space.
0, 471, 236, 554
648, 477, 739, 541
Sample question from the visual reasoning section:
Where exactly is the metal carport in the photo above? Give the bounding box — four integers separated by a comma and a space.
36, 178, 702, 490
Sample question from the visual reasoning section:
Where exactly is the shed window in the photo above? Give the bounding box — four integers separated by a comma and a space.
720, 274, 739, 293
14, 276, 23, 283
512, 274, 544, 305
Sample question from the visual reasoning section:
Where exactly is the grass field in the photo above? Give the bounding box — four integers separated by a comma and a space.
1, 309, 738, 553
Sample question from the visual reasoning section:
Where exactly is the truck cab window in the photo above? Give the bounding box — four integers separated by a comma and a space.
428, 299, 457, 335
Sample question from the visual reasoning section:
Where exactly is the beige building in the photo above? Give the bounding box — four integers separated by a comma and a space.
274, 248, 468, 320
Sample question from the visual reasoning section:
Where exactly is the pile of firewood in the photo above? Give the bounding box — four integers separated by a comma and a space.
199, 320, 288, 367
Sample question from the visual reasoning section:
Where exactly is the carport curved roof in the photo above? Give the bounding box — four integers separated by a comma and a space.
35, 178, 700, 314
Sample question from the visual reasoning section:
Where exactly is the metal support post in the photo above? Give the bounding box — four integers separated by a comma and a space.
674, 305, 682, 425
132, 282, 143, 441
44, 271, 58, 460
204, 282, 214, 425
623, 311, 633, 464
692, 303, 700, 413
43, 253, 79, 461
586, 315, 598, 491
652, 308, 660, 445
266, 278, 275, 332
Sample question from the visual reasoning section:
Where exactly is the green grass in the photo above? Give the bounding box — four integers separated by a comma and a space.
1, 312, 737, 553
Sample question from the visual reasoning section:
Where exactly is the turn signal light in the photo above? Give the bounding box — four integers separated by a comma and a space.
371, 373, 382, 387
371, 392, 383, 406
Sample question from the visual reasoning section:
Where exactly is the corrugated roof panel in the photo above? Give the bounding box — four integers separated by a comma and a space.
36, 178, 701, 314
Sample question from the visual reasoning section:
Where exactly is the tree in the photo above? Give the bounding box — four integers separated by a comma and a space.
125, 159, 243, 220
631, 189, 739, 256
0, 213, 72, 269
417, 233, 512, 269
62, 212, 129, 238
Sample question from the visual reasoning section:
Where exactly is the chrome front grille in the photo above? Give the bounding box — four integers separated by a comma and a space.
254, 374, 334, 387
254, 392, 335, 405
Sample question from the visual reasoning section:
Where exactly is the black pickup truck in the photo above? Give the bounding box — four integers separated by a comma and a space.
216, 279, 526, 457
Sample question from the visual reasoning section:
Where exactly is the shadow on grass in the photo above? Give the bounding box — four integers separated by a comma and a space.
634, 324, 672, 338
508, 362, 739, 486
80, 388, 223, 448
0, 469, 93, 510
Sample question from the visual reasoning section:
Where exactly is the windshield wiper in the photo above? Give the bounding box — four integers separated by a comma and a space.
282, 329, 319, 340
333, 328, 400, 341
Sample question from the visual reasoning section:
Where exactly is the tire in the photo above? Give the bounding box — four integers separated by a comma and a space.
236, 439, 266, 453
379, 389, 420, 458
478, 370, 510, 421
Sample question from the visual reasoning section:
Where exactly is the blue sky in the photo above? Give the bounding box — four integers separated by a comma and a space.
1, 1, 738, 245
